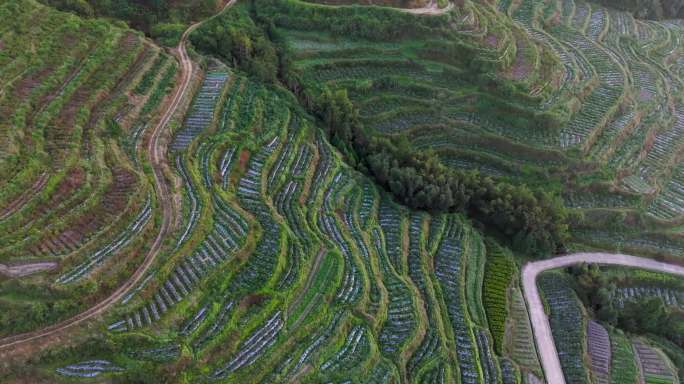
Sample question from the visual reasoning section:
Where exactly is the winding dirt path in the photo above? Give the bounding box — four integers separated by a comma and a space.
0, 261, 57, 278
401, 0, 453, 15
0, 11, 207, 352
522, 252, 684, 384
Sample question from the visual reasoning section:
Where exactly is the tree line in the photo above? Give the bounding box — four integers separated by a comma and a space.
40, 0, 217, 37
190, 0, 571, 256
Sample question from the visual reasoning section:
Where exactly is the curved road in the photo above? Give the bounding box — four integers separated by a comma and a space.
522, 252, 684, 384
0, 12, 203, 352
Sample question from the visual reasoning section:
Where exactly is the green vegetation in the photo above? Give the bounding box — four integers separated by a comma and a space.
0, 0, 167, 335
609, 330, 639, 384
38, 0, 218, 37
591, 0, 684, 19
569, 265, 684, 352
3, 0, 684, 383
190, 0, 571, 256
482, 242, 515, 354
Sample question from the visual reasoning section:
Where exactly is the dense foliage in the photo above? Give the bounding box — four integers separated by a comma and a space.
189, 5, 280, 83
592, 0, 684, 20
569, 265, 684, 348
39, 0, 217, 36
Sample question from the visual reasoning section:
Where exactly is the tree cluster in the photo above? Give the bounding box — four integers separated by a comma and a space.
190, 4, 280, 83
308, 88, 569, 255
569, 264, 684, 348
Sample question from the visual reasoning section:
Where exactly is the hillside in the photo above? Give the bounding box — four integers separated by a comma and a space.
254, 0, 684, 259
0, 0, 684, 383
0, 0, 181, 337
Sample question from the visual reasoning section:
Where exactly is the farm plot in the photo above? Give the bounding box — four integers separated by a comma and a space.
646, 161, 684, 221
633, 339, 676, 384
586, 320, 611, 384
341, 190, 381, 314
317, 213, 361, 304
372, 227, 418, 356
639, 106, 684, 180
609, 330, 639, 384
230, 138, 282, 294
212, 311, 284, 379
433, 219, 482, 384
505, 288, 542, 375
614, 286, 684, 309
538, 272, 590, 384
319, 325, 370, 372
378, 198, 405, 275
108, 196, 247, 332
170, 68, 229, 151
56, 197, 152, 284
482, 243, 515, 354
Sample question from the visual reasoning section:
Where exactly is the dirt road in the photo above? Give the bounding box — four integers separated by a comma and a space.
522, 252, 684, 384
0, 261, 57, 278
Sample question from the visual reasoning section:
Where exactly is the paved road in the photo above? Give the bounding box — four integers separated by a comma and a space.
522, 252, 684, 384
0, 12, 201, 352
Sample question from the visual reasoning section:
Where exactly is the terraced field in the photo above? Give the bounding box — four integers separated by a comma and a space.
0, 0, 174, 337
272, 0, 684, 258
2, 0, 684, 383
7, 64, 520, 382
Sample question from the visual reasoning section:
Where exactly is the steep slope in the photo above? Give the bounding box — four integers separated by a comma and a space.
0, 0, 175, 336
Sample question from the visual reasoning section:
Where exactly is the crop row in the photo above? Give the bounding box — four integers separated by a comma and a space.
614, 286, 684, 309
482, 243, 514, 354
539, 272, 590, 384
56, 360, 124, 378
57, 197, 152, 284
212, 312, 284, 378
373, 227, 417, 356
586, 320, 611, 383
320, 325, 369, 372
219, 146, 237, 190
378, 199, 404, 275
170, 69, 229, 151
476, 329, 500, 384
175, 156, 201, 248
434, 219, 481, 384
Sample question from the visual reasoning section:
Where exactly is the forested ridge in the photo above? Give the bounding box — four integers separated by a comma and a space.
189, 0, 571, 255
38, 0, 219, 43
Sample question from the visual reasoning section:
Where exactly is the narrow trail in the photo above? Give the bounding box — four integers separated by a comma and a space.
0, 261, 57, 278
522, 252, 684, 384
0, 5, 221, 352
